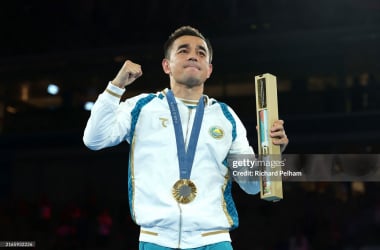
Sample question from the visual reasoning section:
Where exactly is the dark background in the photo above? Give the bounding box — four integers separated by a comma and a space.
1, 1, 380, 249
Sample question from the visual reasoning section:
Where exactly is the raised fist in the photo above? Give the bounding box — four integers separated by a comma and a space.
112, 60, 143, 88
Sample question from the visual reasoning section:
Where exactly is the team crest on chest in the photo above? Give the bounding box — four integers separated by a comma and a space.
159, 117, 168, 128
209, 126, 224, 139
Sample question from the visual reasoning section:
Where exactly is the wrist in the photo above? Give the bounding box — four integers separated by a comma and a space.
105, 81, 126, 99
110, 80, 125, 89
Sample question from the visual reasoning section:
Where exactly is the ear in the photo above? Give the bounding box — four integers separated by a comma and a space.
162, 58, 171, 74
206, 63, 213, 79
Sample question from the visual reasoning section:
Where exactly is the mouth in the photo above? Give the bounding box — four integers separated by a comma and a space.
184, 63, 201, 70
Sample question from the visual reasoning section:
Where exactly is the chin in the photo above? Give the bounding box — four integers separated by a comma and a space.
182, 78, 203, 88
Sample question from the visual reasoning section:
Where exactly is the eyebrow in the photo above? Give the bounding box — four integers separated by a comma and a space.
176, 44, 207, 53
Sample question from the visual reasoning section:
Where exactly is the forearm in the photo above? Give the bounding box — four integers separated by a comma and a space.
227, 107, 260, 194
229, 148, 260, 195
83, 82, 130, 150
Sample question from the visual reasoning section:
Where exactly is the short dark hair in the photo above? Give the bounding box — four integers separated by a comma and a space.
164, 26, 213, 63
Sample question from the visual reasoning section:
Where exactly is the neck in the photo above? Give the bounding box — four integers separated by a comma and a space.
170, 82, 204, 100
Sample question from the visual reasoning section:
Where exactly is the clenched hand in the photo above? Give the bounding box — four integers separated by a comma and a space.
111, 60, 143, 88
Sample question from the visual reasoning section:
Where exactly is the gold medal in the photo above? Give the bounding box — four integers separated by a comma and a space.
172, 179, 197, 204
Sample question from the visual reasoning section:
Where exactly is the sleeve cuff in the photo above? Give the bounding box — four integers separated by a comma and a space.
104, 81, 126, 99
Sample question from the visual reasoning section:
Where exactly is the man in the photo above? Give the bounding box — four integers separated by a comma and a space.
83, 26, 288, 250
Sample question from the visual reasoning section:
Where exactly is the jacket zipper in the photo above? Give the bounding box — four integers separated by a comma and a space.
178, 105, 196, 248
178, 107, 193, 248
184, 108, 193, 148
177, 203, 183, 248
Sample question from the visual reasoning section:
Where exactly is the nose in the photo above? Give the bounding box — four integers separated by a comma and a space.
187, 49, 199, 61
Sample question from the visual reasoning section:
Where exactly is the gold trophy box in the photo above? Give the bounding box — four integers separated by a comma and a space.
255, 73, 283, 201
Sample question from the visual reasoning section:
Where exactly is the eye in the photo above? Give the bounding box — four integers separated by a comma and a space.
198, 50, 206, 57
178, 49, 188, 54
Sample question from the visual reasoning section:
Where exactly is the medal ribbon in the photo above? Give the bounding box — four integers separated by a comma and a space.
166, 90, 204, 179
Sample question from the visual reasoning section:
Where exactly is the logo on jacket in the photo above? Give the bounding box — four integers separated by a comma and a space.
159, 117, 168, 128
209, 126, 224, 139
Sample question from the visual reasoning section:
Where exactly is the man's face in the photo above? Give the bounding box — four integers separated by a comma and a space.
162, 35, 213, 88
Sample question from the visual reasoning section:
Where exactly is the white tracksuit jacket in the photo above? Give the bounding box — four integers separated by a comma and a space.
83, 83, 259, 248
